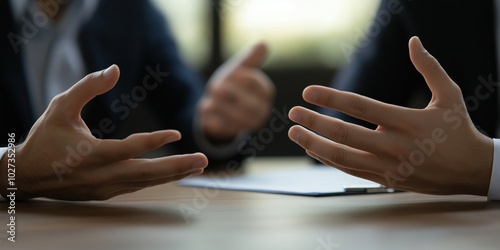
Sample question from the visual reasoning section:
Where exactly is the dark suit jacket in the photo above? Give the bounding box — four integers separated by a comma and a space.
325, 0, 499, 137
0, 0, 220, 159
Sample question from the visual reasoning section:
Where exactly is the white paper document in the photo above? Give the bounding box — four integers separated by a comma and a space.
178, 165, 391, 197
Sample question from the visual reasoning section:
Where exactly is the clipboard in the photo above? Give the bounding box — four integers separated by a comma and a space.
178, 165, 399, 197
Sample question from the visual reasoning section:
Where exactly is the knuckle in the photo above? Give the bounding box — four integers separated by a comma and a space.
348, 96, 368, 116
165, 156, 188, 175
138, 169, 156, 180
329, 123, 349, 144
305, 113, 317, 129
49, 93, 66, 107
113, 150, 132, 161
83, 71, 99, 83
137, 163, 158, 180
326, 95, 336, 108
172, 161, 186, 175
140, 135, 162, 149
423, 53, 442, 72
298, 133, 311, 149
328, 147, 348, 167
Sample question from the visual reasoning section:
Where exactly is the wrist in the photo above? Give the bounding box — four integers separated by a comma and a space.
0, 143, 35, 200
469, 135, 493, 196
204, 127, 237, 145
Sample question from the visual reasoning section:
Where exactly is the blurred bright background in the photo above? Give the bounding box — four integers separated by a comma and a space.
151, 0, 381, 156
222, 0, 380, 69
152, 0, 380, 69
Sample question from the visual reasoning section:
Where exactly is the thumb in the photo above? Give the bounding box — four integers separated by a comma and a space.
63, 64, 120, 115
409, 36, 460, 104
234, 42, 268, 68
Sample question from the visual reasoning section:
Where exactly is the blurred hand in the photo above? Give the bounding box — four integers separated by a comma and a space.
199, 43, 275, 142
288, 36, 493, 196
0, 65, 208, 201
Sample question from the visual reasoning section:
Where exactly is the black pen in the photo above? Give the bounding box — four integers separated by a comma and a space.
344, 185, 397, 194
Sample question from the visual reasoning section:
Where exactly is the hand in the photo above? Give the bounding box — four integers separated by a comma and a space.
288, 36, 493, 196
0, 65, 208, 201
198, 43, 275, 142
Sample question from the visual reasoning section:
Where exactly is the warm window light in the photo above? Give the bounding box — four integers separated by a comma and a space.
151, 0, 211, 69
222, 0, 381, 69
151, 0, 381, 70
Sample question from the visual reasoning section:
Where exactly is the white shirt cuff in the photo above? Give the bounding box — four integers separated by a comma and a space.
488, 139, 500, 200
0, 147, 7, 201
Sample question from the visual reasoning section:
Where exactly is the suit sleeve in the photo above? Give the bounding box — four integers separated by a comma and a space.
139, 1, 203, 155
139, 1, 244, 166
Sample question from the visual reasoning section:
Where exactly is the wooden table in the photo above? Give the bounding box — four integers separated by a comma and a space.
2, 157, 500, 250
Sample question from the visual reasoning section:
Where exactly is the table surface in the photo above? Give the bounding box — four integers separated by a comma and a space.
2, 157, 500, 250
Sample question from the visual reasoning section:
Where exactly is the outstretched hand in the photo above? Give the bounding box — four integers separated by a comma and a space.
0, 65, 208, 201
289, 37, 493, 196
199, 43, 275, 142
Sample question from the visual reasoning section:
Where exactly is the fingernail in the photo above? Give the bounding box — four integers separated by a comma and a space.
162, 130, 180, 143
305, 89, 318, 102
288, 108, 301, 122
309, 91, 318, 102
102, 64, 115, 78
289, 128, 300, 142
413, 36, 426, 53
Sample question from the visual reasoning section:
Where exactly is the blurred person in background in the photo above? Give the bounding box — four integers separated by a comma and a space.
0, 0, 274, 200
288, 0, 500, 200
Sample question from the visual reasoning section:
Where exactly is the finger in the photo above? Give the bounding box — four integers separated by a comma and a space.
104, 153, 208, 183
221, 87, 269, 118
114, 168, 204, 187
95, 130, 182, 163
62, 64, 120, 116
408, 36, 461, 105
199, 98, 240, 137
210, 69, 276, 102
216, 100, 266, 130
289, 106, 382, 153
219, 69, 275, 99
233, 42, 268, 68
288, 125, 380, 174
306, 150, 388, 186
100, 169, 204, 200
302, 85, 412, 128
203, 92, 268, 131
211, 80, 271, 116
